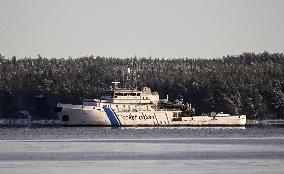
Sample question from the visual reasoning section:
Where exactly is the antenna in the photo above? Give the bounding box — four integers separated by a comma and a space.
126, 67, 131, 88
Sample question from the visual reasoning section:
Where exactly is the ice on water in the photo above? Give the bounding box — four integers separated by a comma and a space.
0, 127, 284, 174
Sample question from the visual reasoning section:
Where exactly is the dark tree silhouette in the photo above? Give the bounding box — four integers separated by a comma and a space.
0, 52, 283, 119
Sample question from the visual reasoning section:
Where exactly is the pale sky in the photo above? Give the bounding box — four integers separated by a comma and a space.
0, 0, 283, 59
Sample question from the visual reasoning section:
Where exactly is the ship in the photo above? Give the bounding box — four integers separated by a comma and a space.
55, 82, 246, 126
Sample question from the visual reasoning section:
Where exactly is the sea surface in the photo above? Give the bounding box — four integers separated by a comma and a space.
0, 126, 284, 174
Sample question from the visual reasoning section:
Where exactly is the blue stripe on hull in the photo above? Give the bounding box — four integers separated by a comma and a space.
112, 110, 121, 125
103, 107, 120, 126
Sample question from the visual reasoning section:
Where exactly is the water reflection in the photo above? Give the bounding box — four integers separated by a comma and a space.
119, 126, 246, 130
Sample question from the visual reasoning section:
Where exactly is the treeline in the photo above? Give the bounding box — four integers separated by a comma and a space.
0, 52, 284, 119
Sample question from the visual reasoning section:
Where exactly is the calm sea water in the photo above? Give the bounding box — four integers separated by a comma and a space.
0, 126, 283, 174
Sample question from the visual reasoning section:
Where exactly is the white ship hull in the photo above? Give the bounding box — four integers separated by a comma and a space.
56, 105, 246, 126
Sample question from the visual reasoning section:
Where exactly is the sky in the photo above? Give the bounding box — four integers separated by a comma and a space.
0, 0, 283, 59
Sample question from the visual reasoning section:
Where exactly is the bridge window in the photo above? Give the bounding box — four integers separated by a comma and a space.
115, 93, 123, 96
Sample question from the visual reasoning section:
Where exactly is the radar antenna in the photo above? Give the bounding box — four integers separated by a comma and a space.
112, 82, 120, 89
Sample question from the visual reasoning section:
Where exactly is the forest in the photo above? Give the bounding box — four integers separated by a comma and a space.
0, 52, 283, 120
